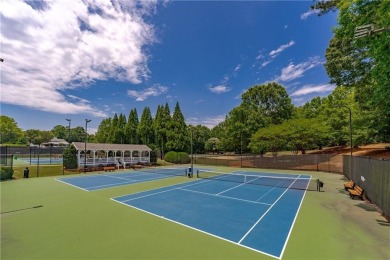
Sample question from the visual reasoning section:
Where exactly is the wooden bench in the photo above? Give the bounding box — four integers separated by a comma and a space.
344, 180, 355, 191
103, 166, 116, 172
132, 165, 144, 170
348, 185, 364, 200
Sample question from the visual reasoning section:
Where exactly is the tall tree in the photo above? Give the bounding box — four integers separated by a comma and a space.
24, 129, 53, 146
72, 126, 87, 142
221, 82, 294, 152
159, 103, 172, 156
125, 109, 139, 144
51, 125, 67, 139
189, 124, 211, 154
116, 113, 127, 144
313, 0, 390, 141
138, 107, 154, 145
0, 115, 24, 144
107, 114, 119, 143
166, 102, 188, 151
154, 105, 164, 158
95, 118, 112, 143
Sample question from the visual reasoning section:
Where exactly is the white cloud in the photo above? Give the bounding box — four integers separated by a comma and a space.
291, 83, 335, 96
187, 115, 226, 129
261, 60, 271, 68
0, 0, 159, 116
275, 56, 322, 82
234, 64, 241, 72
269, 40, 295, 58
254, 41, 295, 69
127, 84, 168, 101
209, 85, 231, 94
300, 9, 320, 20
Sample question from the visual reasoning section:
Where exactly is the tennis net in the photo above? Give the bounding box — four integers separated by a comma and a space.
196, 170, 322, 191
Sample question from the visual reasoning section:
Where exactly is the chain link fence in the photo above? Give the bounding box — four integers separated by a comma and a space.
193, 153, 343, 173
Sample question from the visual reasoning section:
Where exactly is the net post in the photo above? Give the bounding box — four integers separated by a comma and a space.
196, 169, 199, 178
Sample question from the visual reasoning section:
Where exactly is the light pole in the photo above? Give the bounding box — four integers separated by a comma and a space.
84, 119, 91, 173
190, 129, 194, 175
240, 131, 243, 167
337, 105, 352, 177
66, 119, 71, 142
340, 105, 353, 157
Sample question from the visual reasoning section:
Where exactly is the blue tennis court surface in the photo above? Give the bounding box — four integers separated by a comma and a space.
57, 167, 189, 191
112, 171, 312, 259
18, 157, 63, 164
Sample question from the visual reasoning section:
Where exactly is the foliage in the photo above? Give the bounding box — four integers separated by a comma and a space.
63, 144, 78, 169
138, 107, 154, 145
70, 126, 87, 142
149, 150, 157, 164
95, 118, 112, 143
164, 151, 190, 164
125, 109, 139, 144
0, 115, 24, 144
205, 137, 221, 153
313, 0, 390, 141
24, 129, 53, 145
52, 125, 67, 140
0, 166, 14, 181
250, 118, 330, 155
189, 125, 211, 153
166, 102, 188, 152
249, 124, 288, 156
219, 82, 294, 152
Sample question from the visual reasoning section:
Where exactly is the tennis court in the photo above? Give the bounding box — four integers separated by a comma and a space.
2, 166, 389, 259
57, 167, 192, 191
18, 157, 63, 165
112, 171, 315, 259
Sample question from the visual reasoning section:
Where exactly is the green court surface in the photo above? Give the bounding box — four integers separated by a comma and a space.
1, 167, 389, 259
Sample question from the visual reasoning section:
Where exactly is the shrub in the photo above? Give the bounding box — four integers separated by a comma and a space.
63, 144, 78, 169
150, 150, 157, 164
0, 167, 14, 181
164, 151, 190, 164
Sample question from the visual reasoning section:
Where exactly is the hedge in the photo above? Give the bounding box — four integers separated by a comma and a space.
164, 151, 190, 164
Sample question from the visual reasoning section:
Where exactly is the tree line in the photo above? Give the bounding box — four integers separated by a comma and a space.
1, 81, 385, 156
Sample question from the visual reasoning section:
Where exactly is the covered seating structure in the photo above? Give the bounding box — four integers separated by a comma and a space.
72, 142, 151, 170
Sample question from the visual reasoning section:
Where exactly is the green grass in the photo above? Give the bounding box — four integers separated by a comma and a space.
1, 167, 389, 259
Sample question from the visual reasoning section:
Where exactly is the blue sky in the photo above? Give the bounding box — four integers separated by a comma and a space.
0, 0, 337, 133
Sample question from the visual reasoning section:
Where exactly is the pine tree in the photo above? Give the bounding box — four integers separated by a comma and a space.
138, 107, 154, 145
124, 109, 138, 144
107, 114, 119, 143
166, 101, 188, 151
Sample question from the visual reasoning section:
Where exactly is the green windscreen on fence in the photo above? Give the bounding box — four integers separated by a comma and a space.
343, 156, 390, 218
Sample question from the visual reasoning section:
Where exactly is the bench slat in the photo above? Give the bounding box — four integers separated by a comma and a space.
348, 185, 364, 200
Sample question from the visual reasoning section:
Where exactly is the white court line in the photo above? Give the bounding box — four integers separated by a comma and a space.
118, 179, 212, 202
111, 199, 279, 260
86, 174, 174, 190
55, 178, 90, 192
216, 181, 247, 195
278, 176, 312, 259
86, 180, 136, 190
101, 174, 135, 180
179, 188, 271, 206
238, 175, 302, 245
216, 175, 268, 196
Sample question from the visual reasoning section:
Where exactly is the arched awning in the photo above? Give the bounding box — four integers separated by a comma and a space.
72, 142, 151, 168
